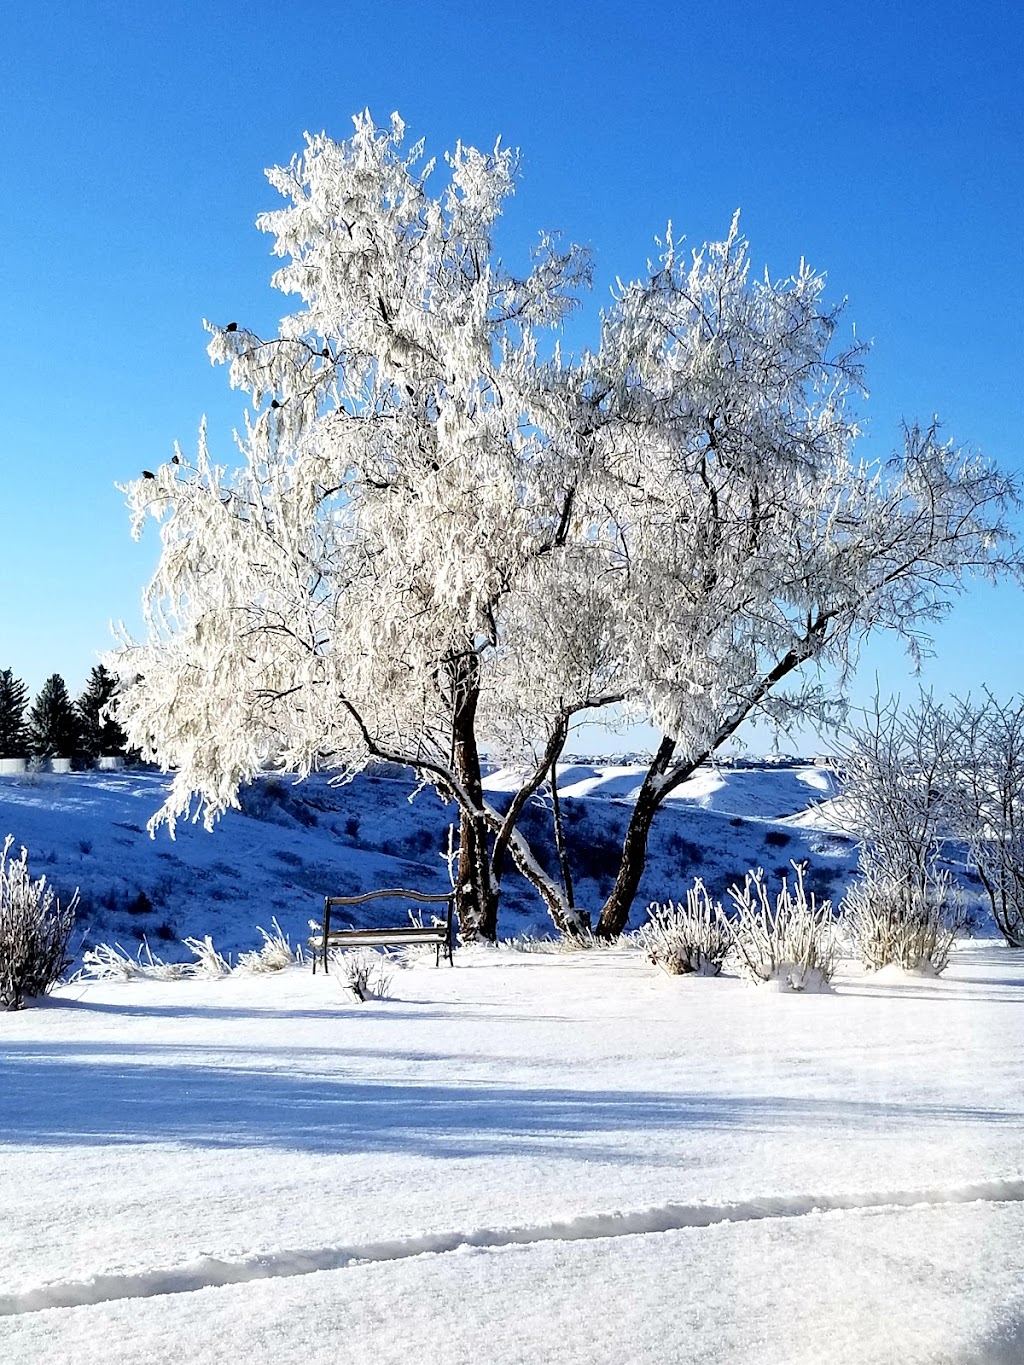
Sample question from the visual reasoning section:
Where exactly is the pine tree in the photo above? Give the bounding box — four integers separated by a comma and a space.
0, 670, 29, 758
27, 675, 80, 760
76, 665, 127, 760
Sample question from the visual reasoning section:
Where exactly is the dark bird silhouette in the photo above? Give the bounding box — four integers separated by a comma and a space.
142, 470, 155, 479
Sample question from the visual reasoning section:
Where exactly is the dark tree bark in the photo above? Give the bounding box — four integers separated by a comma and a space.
550, 752, 577, 919
490, 715, 569, 888
448, 656, 498, 941
596, 735, 680, 938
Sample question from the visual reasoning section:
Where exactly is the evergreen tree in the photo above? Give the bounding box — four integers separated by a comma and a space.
0, 669, 29, 757
27, 675, 80, 760
76, 665, 127, 759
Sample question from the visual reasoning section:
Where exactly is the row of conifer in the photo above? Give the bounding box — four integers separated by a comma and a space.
0, 665, 129, 761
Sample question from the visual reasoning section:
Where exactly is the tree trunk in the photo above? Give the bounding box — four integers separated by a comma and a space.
501, 824, 587, 936
455, 807, 496, 940
550, 756, 577, 918
596, 735, 679, 938
449, 659, 498, 941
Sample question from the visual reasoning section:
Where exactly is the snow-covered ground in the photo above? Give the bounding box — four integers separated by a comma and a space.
2, 943, 1023, 1363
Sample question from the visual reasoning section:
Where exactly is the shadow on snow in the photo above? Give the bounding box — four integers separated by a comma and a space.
1, 1040, 1021, 1158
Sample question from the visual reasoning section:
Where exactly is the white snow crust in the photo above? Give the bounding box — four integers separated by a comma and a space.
2, 941, 1023, 1362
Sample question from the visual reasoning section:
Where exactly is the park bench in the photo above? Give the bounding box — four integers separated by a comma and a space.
309, 888, 456, 973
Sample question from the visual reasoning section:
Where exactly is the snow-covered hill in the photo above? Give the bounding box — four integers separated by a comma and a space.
0, 761, 891, 961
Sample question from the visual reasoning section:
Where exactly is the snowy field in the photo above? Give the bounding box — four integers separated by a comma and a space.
2, 942, 1023, 1363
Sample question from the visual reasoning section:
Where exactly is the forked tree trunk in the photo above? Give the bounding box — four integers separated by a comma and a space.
491, 716, 569, 887
596, 643, 817, 938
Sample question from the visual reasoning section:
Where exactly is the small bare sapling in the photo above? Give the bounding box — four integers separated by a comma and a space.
332, 947, 394, 1001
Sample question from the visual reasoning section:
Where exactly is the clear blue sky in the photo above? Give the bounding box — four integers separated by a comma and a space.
1, 0, 1021, 752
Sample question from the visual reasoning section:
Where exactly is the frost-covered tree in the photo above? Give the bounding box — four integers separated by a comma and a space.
837, 694, 961, 895
110, 113, 1020, 942
837, 691, 1024, 955
584, 222, 1019, 936
110, 112, 596, 939
835, 695, 965, 972
76, 665, 128, 761
27, 675, 80, 760
0, 670, 29, 758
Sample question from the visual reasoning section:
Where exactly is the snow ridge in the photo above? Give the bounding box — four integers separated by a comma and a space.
4, 1178, 1022, 1318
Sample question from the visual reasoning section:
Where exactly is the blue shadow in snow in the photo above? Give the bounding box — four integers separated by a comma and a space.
1, 1041, 1021, 1160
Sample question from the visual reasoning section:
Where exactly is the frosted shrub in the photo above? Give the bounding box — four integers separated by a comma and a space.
729, 863, 839, 992
837, 694, 965, 973
0, 836, 78, 1009
80, 936, 230, 980
639, 881, 733, 976
332, 948, 393, 1002
236, 919, 301, 973
182, 935, 232, 977
842, 863, 962, 974
501, 930, 618, 955
82, 923, 297, 983
79, 940, 191, 981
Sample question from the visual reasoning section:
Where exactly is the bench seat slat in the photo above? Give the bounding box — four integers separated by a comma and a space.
312, 928, 448, 947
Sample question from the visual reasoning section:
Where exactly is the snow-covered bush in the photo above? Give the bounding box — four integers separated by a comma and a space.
729, 863, 839, 992
332, 948, 394, 1002
80, 939, 187, 982
842, 863, 963, 974
639, 881, 733, 976
0, 835, 77, 1009
79, 940, 192, 981
81, 925, 298, 983
181, 935, 231, 977
236, 919, 301, 972
80, 935, 231, 981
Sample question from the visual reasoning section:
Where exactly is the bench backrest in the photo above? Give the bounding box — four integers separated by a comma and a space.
324, 887, 456, 918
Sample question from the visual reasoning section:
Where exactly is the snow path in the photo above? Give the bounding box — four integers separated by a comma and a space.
3, 1179, 1024, 1317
